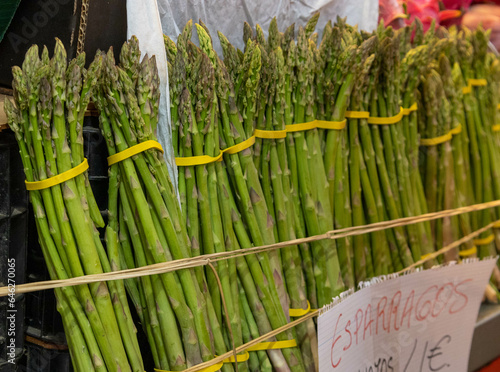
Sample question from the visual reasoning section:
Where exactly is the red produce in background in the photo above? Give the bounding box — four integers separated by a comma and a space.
379, 0, 442, 31
379, 0, 407, 27
441, 0, 473, 10
379, 0, 500, 50
404, 0, 440, 30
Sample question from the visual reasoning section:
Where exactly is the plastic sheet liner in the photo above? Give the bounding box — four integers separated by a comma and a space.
127, 0, 178, 192
127, 0, 378, 191
158, 0, 379, 54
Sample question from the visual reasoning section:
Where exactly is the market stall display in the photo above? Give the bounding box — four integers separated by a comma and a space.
3, 9, 500, 372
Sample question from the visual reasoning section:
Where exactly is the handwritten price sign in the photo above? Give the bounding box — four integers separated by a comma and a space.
318, 259, 497, 372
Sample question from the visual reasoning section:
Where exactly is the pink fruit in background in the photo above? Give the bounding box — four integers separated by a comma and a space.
403, 0, 441, 31
441, 0, 473, 11
379, 0, 407, 27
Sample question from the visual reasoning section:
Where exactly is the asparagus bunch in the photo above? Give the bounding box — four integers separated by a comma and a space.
94, 37, 242, 371
437, 51, 476, 260
169, 24, 307, 371
6, 40, 142, 372
346, 35, 396, 281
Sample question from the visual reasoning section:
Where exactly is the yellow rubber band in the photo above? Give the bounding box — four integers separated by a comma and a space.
254, 128, 287, 139
493, 221, 500, 228
420, 123, 463, 146
155, 362, 223, 372
459, 246, 477, 257
473, 234, 494, 246
497, 104, 500, 110
289, 301, 311, 317
345, 110, 370, 119
492, 124, 500, 132
462, 78, 488, 94
450, 124, 462, 135
367, 107, 404, 125
108, 140, 164, 166
402, 103, 418, 116
420, 253, 433, 261
469, 78, 487, 86
222, 351, 250, 363
420, 131, 453, 146
247, 339, 297, 351
175, 152, 223, 167
154, 342, 294, 372
176, 119, 345, 167
25, 158, 89, 191
314, 119, 347, 130
223, 136, 256, 155
286, 119, 346, 132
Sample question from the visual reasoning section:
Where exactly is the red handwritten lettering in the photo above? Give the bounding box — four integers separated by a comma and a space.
401, 290, 415, 329
449, 279, 472, 314
364, 304, 373, 340
354, 308, 364, 345
344, 320, 352, 351
376, 296, 388, 334
331, 313, 343, 368
416, 285, 438, 321
431, 283, 454, 318
388, 290, 402, 332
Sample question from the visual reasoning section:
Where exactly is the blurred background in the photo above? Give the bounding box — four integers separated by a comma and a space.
380, 0, 500, 51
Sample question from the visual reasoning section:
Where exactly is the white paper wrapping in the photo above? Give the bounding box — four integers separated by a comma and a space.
126, 0, 178, 192
157, 0, 379, 54
127, 0, 379, 191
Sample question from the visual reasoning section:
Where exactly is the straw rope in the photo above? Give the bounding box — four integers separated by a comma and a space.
180, 218, 498, 372
3, 199, 499, 297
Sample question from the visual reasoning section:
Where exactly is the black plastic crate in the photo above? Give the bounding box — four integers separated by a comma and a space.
24, 271, 65, 345
0, 130, 28, 368
0, 0, 127, 88
83, 115, 109, 213
18, 338, 72, 372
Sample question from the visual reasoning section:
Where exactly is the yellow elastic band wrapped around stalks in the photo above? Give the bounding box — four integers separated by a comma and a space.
246, 339, 297, 351
254, 128, 287, 139
420, 124, 462, 146
473, 234, 494, 246
286, 119, 346, 132
155, 362, 224, 372
107, 140, 164, 166
492, 124, 500, 132
176, 119, 346, 166
345, 110, 370, 119
25, 158, 89, 191
420, 253, 433, 261
223, 136, 256, 155
462, 78, 487, 94
459, 246, 477, 257
289, 300, 312, 317
402, 102, 418, 116
175, 136, 257, 166
155, 340, 297, 372
367, 107, 404, 125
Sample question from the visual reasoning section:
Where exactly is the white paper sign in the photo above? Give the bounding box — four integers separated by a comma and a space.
318, 259, 497, 372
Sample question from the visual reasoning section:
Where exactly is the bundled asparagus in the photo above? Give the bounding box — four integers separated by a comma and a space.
346, 34, 397, 280
170, 22, 308, 372
94, 38, 243, 372
6, 41, 142, 372
10, 14, 500, 372
452, 28, 497, 258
